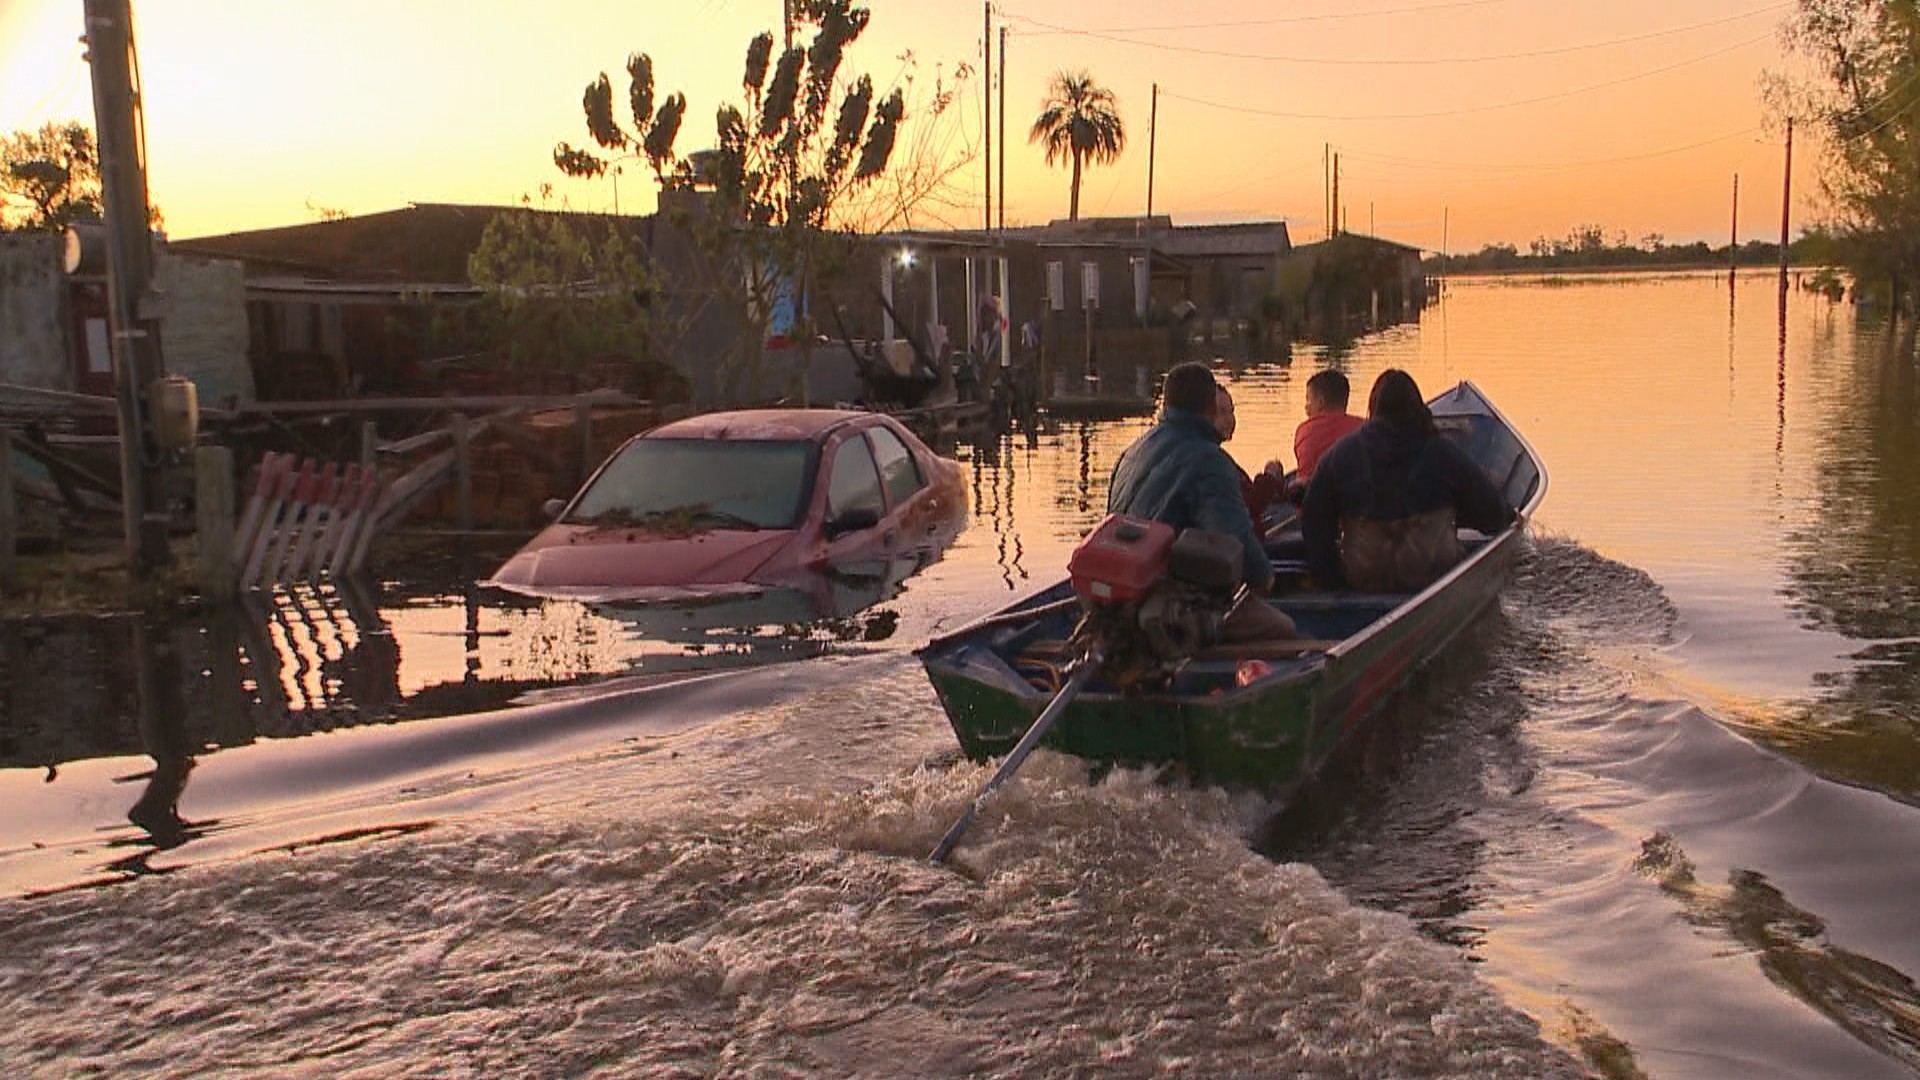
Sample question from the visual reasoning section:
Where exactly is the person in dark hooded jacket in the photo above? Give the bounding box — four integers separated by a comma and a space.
1301, 369, 1515, 591
1108, 363, 1274, 594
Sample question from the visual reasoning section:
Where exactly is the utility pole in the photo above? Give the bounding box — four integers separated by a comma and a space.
1144, 82, 1159, 327
1441, 206, 1449, 274
1331, 153, 1340, 237
1369, 201, 1374, 237
83, 0, 171, 576
783, 0, 793, 49
998, 24, 1007, 231
1729, 172, 1739, 277
983, 1, 992, 233
1324, 143, 1331, 240
1779, 118, 1793, 285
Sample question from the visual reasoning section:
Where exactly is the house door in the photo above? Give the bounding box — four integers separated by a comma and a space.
67, 282, 114, 396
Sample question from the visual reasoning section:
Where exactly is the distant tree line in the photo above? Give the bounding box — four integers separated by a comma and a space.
1424, 223, 1823, 275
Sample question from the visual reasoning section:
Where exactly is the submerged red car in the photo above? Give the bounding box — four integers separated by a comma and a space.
488, 409, 966, 595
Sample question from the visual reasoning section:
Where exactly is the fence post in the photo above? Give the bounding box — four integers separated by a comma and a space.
573, 401, 594, 487
451, 413, 472, 530
194, 445, 236, 601
0, 431, 15, 590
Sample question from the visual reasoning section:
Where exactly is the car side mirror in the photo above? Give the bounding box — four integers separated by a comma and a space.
825, 507, 880, 539
542, 498, 568, 520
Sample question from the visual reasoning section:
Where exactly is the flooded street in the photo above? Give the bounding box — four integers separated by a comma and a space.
5, 270, 1920, 1077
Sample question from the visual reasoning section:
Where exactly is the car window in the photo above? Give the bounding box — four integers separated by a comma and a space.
867, 426, 924, 508
825, 437, 886, 522
565, 439, 813, 529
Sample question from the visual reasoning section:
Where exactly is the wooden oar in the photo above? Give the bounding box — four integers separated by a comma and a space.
930, 644, 1105, 864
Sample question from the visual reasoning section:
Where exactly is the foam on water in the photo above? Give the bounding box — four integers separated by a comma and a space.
0, 742, 1586, 1078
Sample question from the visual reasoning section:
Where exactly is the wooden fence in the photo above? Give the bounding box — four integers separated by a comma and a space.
227, 452, 390, 591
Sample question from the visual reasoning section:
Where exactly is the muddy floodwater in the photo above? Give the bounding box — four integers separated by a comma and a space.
4, 269, 1919, 1078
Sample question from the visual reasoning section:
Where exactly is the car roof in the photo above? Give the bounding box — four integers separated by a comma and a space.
645, 408, 877, 442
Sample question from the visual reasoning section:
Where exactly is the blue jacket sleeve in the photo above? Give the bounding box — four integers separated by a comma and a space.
1192, 452, 1274, 591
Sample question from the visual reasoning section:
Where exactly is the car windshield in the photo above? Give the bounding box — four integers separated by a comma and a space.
563, 439, 814, 531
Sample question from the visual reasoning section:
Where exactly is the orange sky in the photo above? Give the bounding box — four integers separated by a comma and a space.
0, 0, 1815, 250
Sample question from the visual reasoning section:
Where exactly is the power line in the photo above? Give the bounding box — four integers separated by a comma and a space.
1000, 3, 1787, 66
1161, 31, 1772, 121
1335, 125, 1763, 174
1005, 0, 1519, 35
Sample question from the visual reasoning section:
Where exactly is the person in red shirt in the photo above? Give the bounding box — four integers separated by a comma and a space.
1290, 369, 1365, 499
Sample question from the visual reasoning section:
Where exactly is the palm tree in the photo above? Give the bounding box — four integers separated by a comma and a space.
1028, 70, 1125, 222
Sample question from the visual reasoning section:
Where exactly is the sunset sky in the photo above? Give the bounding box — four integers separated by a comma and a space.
0, 0, 1814, 251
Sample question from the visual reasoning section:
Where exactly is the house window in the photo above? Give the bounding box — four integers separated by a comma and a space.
1047, 261, 1065, 311
1081, 261, 1100, 308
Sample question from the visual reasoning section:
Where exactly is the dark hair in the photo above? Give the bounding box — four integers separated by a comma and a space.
1162, 361, 1219, 416
1305, 369, 1350, 408
1368, 369, 1435, 437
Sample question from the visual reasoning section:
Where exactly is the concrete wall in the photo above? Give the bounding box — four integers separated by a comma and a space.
0, 235, 70, 390
155, 253, 254, 404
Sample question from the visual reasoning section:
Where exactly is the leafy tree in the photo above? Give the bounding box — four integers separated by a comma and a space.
1774, 0, 1920, 314
1028, 70, 1126, 222
0, 121, 103, 232
466, 187, 669, 390
553, 0, 905, 405
1, 120, 164, 233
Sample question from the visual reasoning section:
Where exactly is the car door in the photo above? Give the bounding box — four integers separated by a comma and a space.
866, 422, 936, 539
818, 428, 890, 562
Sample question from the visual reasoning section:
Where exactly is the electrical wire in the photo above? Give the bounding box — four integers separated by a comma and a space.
1004, 0, 1519, 35
999, 3, 1788, 67
1161, 31, 1772, 121
1335, 125, 1764, 174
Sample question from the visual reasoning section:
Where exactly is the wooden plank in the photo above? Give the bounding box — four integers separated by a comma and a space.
194, 445, 237, 601
8, 428, 120, 499
231, 390, 638, 416
232, 452, 285, 567
300, 464, 358, 580
324, 469, 380, 576
345, 470, 391, 573
278, 462, 339, 584
255, 460, 313, 589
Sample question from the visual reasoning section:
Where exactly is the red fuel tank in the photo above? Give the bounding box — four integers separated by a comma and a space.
1069, 514, 1175, 604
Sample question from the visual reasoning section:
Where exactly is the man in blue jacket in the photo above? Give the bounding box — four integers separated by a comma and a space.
1108, 363, 1293, 638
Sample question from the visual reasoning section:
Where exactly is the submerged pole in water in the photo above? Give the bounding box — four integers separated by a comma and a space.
930, 646, 1104, 864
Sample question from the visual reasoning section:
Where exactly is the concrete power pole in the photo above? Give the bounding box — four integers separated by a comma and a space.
983, 1, 992, 232
1331, 153, 1340, 238
998, 24, 1006, 231
82, 0, 172, 576
1779, 118, 1793, 284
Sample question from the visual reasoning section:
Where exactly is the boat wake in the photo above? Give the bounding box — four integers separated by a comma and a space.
0, 677, 1587, 1078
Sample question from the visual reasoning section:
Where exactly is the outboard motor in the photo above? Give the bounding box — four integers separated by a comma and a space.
1067, 514, 1246, 688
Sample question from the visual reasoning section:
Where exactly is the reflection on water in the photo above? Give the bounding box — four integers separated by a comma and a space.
5, 270, 1920, 1077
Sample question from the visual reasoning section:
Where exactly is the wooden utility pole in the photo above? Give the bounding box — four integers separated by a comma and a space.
1144, 82, 1159, 326
1779, 118, 1793, 283
783, 0, 793, 49
1324, 143, 1331, 240
983, 1, 993, 232
1730, 172, 1739, 274
998, 24, 1007, 231
83, 0, 171, 577
1331, 153, 1340, 237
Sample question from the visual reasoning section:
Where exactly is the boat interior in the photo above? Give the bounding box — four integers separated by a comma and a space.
944, 392, 1538, 700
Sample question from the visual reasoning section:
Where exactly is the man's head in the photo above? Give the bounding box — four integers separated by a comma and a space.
1214, 385, 1237, 441
1304, 369, 1351, 417
1162, 361, 1219, 419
